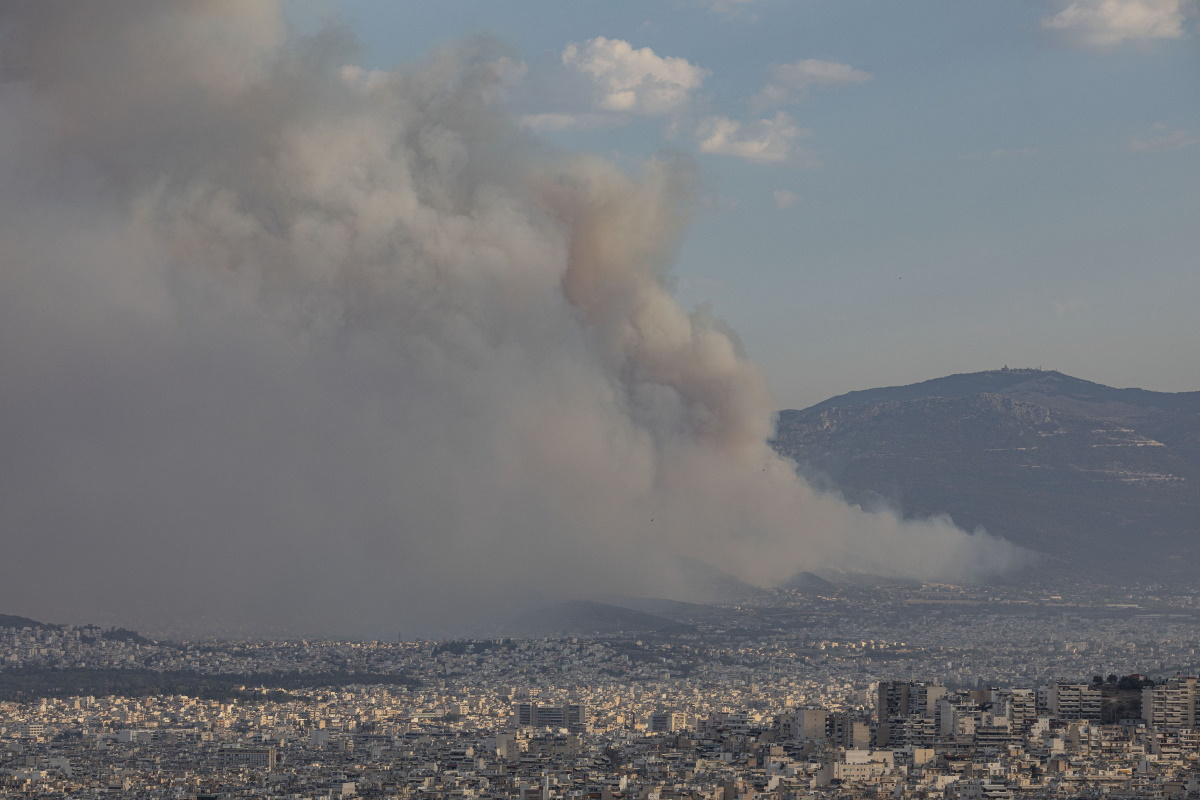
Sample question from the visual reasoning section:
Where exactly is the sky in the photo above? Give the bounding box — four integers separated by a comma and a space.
0, 1, 1194, 638
312, 0, 1200, 410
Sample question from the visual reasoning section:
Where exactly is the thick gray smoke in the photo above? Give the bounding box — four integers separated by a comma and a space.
0, 3, 1023, 638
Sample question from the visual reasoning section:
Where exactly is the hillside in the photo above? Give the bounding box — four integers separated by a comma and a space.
773, 369, 1200, 581
0, 614, 56, 631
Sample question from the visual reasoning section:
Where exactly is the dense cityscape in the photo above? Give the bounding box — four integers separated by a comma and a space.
5, 581, 1200, 798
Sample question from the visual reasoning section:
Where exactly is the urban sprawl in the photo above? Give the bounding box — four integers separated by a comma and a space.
5, 582, 1200, 799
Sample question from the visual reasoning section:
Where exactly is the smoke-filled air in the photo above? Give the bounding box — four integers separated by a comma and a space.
0, 2, 1024, 638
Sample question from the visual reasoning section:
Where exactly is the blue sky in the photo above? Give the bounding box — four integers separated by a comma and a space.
303, 0, 1198, 409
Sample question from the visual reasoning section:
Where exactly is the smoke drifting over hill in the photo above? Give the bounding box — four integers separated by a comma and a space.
0, 2, 1022, 637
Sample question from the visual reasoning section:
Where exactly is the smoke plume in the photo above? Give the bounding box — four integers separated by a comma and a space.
0, 2, 1022, 637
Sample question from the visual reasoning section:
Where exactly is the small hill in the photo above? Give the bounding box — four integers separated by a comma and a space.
777, 571, 837, 592
0, 614, 57, 630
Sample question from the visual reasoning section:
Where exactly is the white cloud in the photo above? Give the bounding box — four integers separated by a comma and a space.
696, 112, 811, 164
1041, 0, 1190, 45
562, 37, 709, 116
1130, 127, 1198, 151
773, 189, 799, 210
753, 59, 872, 109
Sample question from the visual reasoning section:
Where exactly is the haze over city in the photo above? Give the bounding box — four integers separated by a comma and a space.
1, 1, 1196, 638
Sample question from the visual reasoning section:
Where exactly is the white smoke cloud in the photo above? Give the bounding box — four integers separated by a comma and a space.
0, 2, 1024, 637
1041, 0, 1191, 45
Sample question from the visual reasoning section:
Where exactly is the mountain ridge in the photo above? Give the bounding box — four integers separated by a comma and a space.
773, 369, 1200, 581
802, 368, 1200, 417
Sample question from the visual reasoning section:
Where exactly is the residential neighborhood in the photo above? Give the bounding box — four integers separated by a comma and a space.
5, 582, 1200, 798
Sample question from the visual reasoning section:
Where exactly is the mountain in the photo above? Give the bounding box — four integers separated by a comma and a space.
773, 369, 1200, 581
